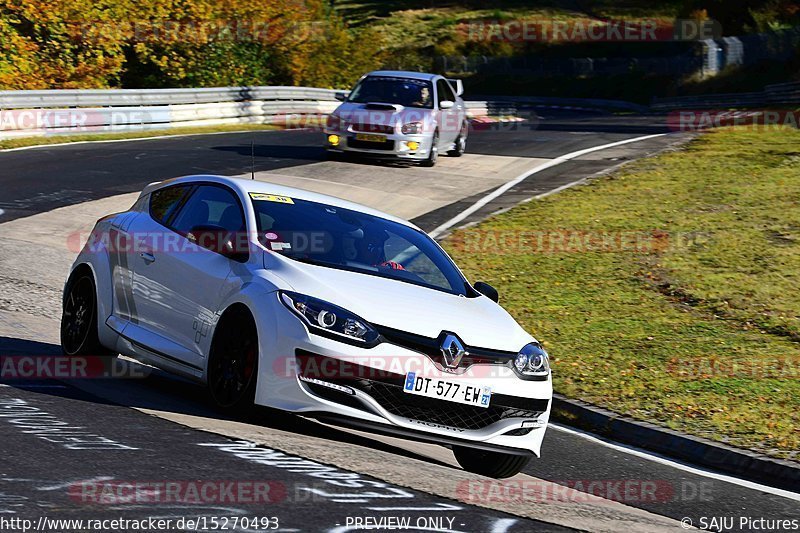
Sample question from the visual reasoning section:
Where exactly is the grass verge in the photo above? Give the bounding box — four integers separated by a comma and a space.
0, 124, 281, 151
445, 127, 800, 460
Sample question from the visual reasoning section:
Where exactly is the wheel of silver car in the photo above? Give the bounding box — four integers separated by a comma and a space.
61, 270, 112, 356
421, 131, 439, 167
452, 446, 531, 478
448, 123, 467, 157
208, 307, 259, 411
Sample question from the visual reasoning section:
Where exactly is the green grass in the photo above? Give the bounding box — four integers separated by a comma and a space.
444, 127, 800, 460
0, 123, 281, 151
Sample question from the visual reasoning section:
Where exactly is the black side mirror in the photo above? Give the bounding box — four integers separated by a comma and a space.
473, 281, 499, 302
334, 92, 347, 102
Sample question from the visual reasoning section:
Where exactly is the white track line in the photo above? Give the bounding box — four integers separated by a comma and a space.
428, 133, 667, 238
551, 423, 800, 502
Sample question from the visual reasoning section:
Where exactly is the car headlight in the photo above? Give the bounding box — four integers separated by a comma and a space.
401, 121, 423, 134
280, 291, 379, 345
326, 114, 345, 131
514, 342, 550, 378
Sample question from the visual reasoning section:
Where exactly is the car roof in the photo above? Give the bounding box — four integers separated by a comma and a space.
144, 175, 423, 231
364, 70, 439, 82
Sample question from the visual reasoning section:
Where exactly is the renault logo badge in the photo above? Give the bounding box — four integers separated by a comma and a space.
440, 333, 467, 369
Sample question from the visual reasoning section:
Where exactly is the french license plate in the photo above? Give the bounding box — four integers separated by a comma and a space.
403, 372, 491, 408
355, 133, 386, 143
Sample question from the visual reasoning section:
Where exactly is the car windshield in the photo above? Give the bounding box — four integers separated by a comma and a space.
347, 76, 434, 109
251, 194, 469, 295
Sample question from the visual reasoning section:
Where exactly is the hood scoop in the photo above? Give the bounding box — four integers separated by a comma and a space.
364, 102, 403, 112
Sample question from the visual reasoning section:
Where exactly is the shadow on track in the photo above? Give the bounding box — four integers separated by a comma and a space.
0, 336, 455, 470
213, 143, 326, 162
213, 143, 419, 169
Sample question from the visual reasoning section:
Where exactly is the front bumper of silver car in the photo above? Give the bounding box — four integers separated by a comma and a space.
324, 129, 433, 161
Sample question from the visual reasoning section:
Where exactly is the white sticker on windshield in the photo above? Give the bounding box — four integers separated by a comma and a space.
270, 242, 291, 251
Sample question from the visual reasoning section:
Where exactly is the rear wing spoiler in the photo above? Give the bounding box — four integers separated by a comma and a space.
447, 78, 464, 96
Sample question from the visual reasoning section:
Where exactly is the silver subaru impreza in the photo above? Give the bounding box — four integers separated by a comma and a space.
324, 71, 468, 167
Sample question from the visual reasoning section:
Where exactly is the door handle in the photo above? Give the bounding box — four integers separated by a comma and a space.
140, 252, 155, 263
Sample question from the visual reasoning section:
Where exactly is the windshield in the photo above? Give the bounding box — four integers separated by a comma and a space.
251, 194, 468, 295
347, 76, 434, 109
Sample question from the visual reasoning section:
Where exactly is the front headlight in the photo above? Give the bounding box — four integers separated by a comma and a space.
514, 342, 550, 378
326, 114, 345, 131
401, 121, 423, 134
280, 291, 379, 346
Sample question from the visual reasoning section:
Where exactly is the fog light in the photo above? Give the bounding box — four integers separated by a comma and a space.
407, 141, 419, 151
328, 134, 340, 146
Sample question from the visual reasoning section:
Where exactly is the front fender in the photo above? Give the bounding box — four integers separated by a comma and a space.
204, 282, 279, 388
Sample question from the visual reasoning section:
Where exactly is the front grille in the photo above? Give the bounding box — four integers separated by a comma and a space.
353, 123, 394, 134
351, 379, 548, 431
348, 138, 395, 150
296, 351, 548, 431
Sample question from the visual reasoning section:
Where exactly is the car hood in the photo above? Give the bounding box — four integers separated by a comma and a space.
333, 102, 435, 128
264, 251, 534, 352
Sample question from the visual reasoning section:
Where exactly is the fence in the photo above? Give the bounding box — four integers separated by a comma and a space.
435, 53, 703, 78
651, 81, 800, 110
436, 26, 800, 81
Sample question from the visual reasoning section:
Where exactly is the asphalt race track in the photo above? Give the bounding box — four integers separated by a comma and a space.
1, 110, 798, 532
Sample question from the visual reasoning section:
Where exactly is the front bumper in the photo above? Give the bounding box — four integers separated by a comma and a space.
256, 297, 552, 456
324, 129, 433, 161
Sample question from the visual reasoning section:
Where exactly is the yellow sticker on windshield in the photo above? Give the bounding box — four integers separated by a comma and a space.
249, 193, 294, 204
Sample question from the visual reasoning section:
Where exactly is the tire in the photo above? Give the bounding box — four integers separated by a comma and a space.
420, 131, 439, 167
60, 270, 113, 357
207, 306, 259, 413
447, 124, 467, 157
452, 446, 531, 478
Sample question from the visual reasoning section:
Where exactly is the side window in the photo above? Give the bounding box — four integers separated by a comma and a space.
436, 80, 455, 104
171, 185, 245, 235
149, 185, 191, 224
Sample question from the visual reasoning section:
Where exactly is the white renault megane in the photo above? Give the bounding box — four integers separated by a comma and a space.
61, 175, 552, 478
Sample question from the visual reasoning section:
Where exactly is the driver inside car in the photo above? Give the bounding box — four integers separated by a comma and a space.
410, 86, 431, 108
354, 228, 405, 270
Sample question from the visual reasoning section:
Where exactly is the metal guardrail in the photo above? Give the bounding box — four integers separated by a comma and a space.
0, 86, 347, 140
651, 81, 800, 110
0, 87, 342, 109
0, 85, 652, 141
